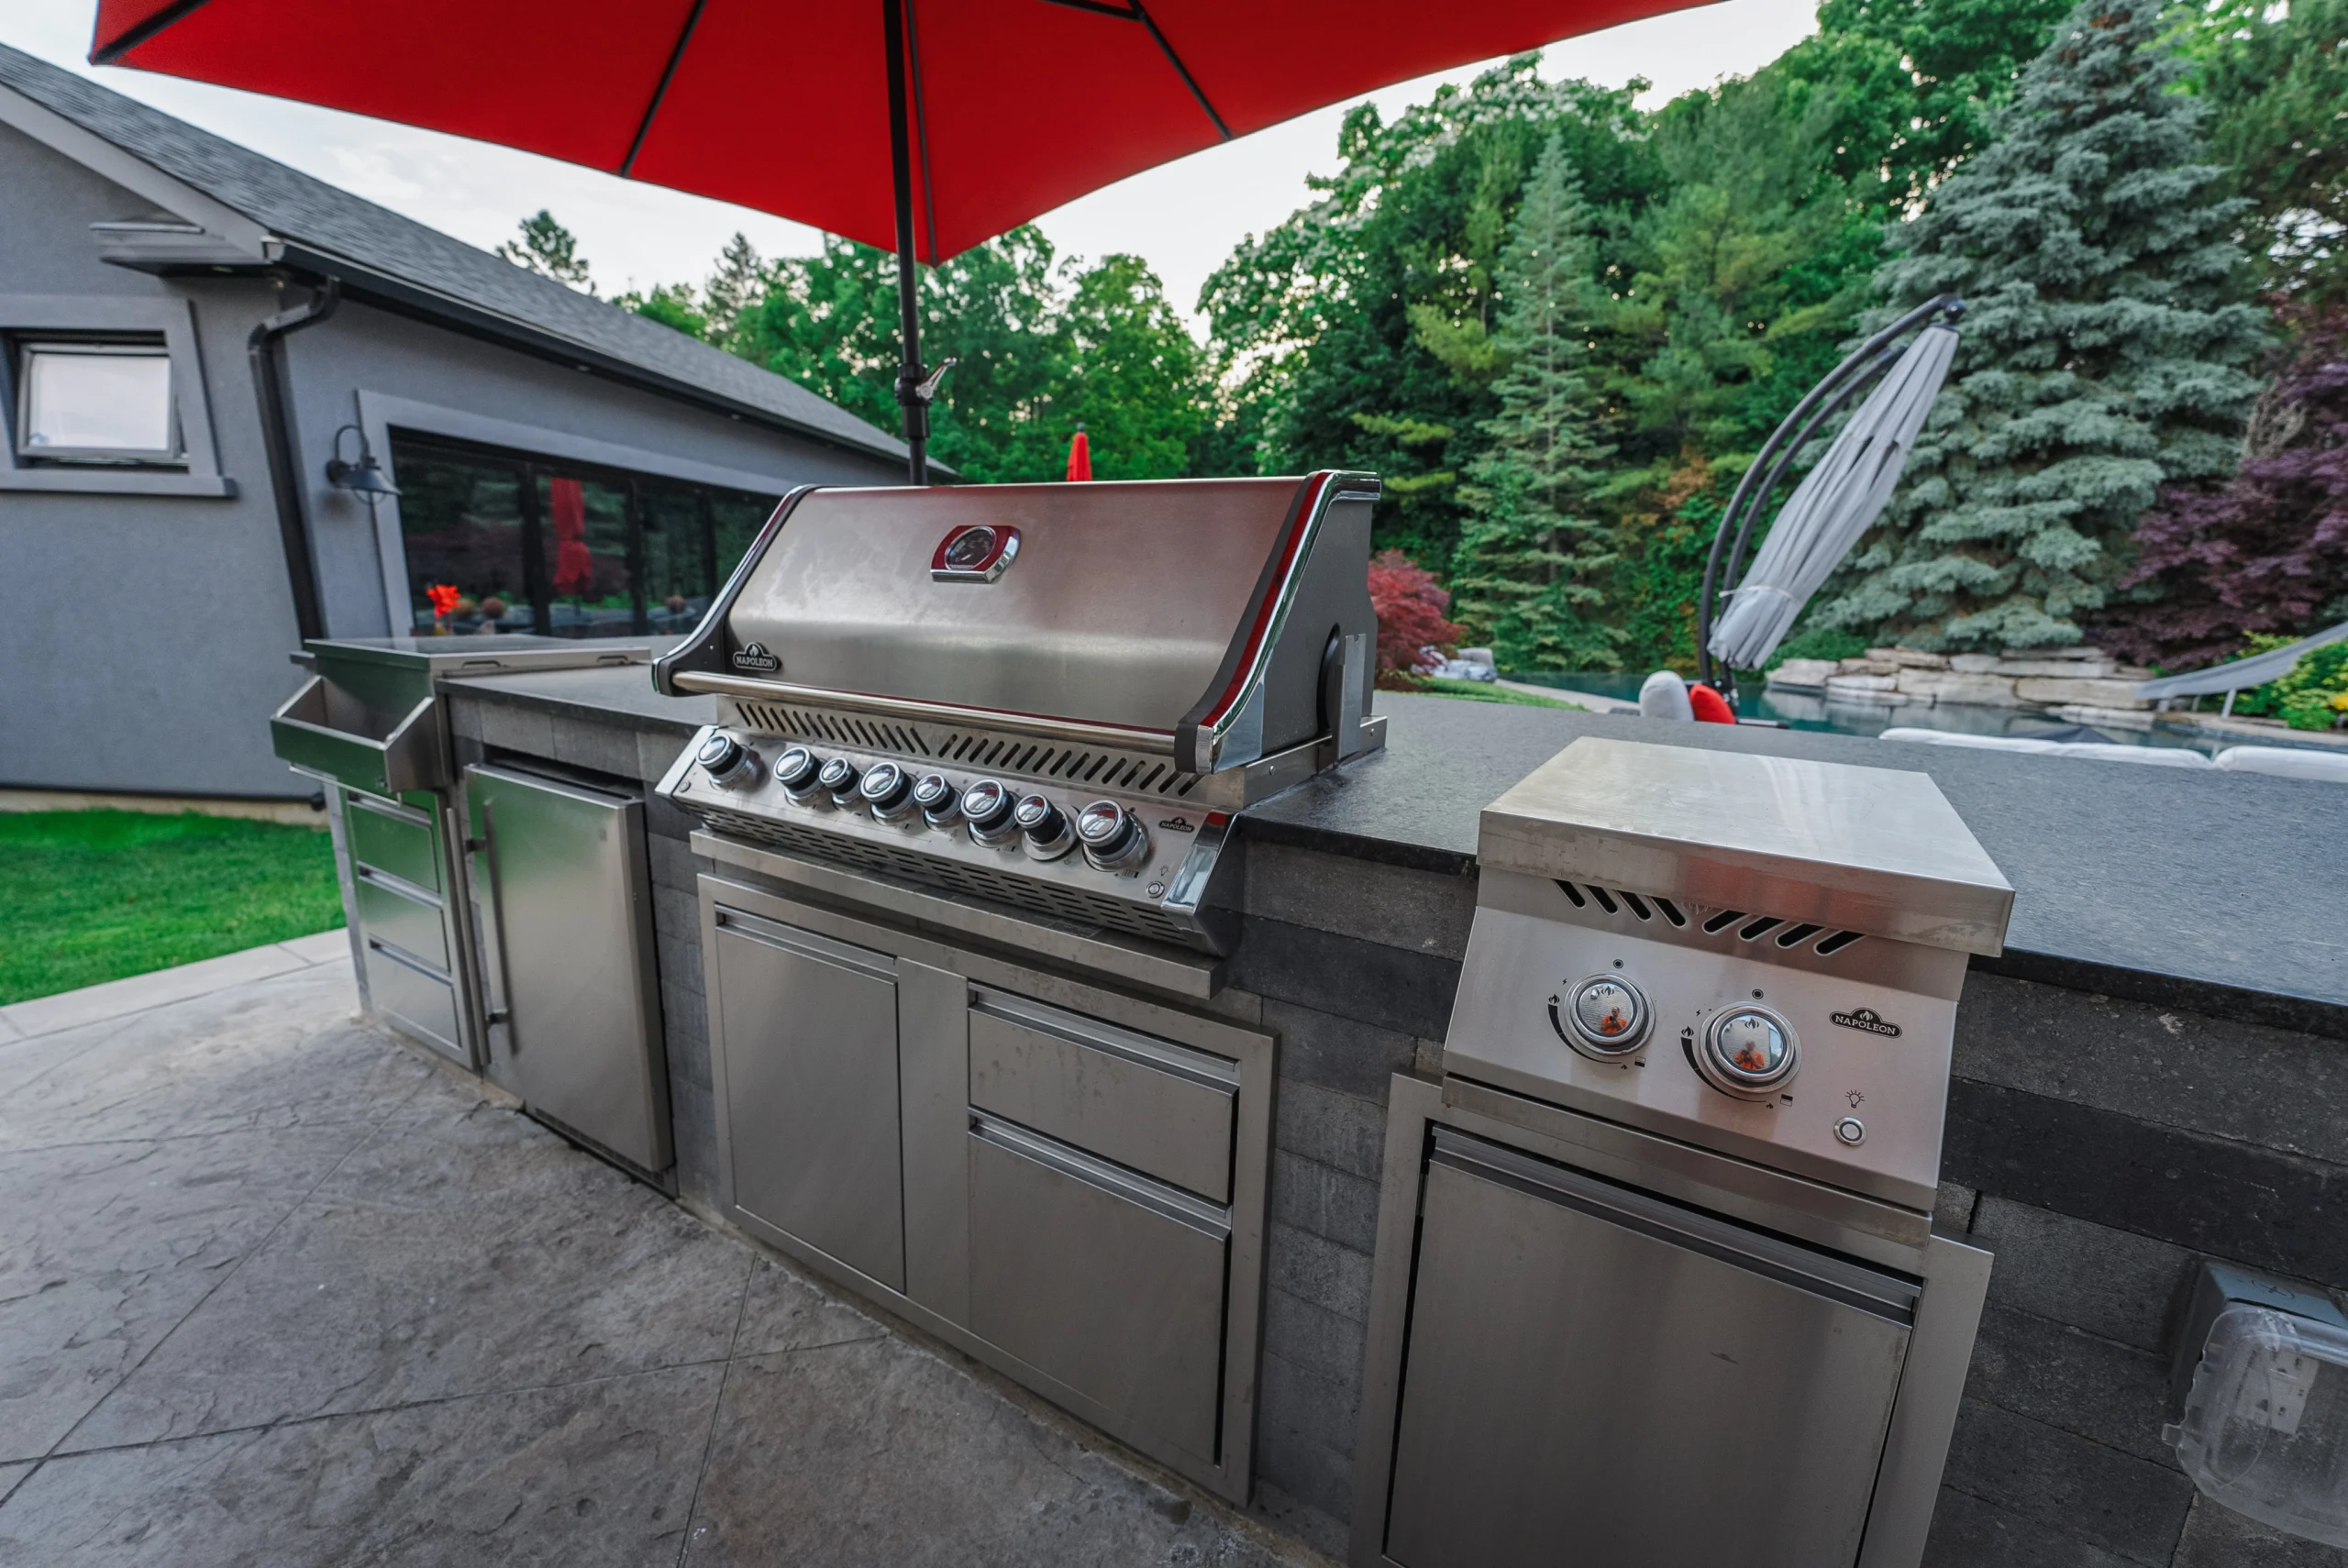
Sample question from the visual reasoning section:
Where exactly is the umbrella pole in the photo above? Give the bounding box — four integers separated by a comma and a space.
883, 0, 927, 485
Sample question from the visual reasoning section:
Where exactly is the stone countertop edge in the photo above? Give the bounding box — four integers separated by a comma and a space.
437, 665, 714, 734
437, 671, 2347, 1035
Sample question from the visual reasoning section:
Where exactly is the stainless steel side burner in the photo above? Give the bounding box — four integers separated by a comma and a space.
1350, 736, 2015, 1568
651, 474, 1383, 952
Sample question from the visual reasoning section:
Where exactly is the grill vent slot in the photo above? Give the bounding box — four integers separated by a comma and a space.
718, 704, 1202, 799
1558, 883, 1866, 957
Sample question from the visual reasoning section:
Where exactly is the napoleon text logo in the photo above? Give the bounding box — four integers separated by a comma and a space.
730, 641, 781, 674
1830, 1007, 1901, 1037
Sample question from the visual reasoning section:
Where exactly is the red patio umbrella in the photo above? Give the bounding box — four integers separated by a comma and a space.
89, 0, 1701, 481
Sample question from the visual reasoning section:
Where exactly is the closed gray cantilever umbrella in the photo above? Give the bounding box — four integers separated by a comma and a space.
1704, 315, 1961, 674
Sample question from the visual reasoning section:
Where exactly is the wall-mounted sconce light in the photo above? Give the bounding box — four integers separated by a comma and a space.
326, 423, 399, 507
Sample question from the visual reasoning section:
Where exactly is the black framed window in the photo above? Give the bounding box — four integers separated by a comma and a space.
387, 431, 778, 638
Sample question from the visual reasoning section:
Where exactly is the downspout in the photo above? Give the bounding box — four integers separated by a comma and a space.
249, 275, 341, 642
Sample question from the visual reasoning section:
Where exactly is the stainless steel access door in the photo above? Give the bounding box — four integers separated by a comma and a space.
708, 909, 906, 1292
1383, 1130, 1918, 1568
465, 765, 670, 1173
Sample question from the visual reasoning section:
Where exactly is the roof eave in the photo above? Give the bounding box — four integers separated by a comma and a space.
271, 243, 919, 471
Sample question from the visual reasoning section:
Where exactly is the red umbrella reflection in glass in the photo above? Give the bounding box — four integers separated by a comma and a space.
549, 477, 594, 596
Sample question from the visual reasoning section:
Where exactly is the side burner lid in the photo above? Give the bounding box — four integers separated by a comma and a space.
1479, 737, 2013, 955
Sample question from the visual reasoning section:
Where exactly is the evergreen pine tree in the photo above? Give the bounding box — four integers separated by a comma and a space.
1450, 135, 1622, 670
1816, 0, 2265, 650
703, 233, 765, 348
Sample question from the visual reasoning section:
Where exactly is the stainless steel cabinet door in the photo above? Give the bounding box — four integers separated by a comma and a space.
1384, 1132, 1915, 1568
710, 911, 906, 1292
968, 1115, 1229, 1464
466, 766, 669, 1173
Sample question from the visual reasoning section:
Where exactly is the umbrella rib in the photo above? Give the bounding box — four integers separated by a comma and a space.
1033, 0, 1228, 138
1129, 0, 1231, 138
621, 0, 711, 177
907, 0, 940, 264
89, 0, 214, 64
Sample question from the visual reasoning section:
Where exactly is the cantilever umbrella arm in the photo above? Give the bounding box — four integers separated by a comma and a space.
1694, 293, 1966, 702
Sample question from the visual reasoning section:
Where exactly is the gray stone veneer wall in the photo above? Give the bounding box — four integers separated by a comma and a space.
447, 691, 2348, 1567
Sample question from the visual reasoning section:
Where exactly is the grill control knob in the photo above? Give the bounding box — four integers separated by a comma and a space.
1698, 1006, 1800, 1099
859, 761, 916, 823
816, 756, 861, 808
1557, 975, 1648, 1058
1014, 795, 1075, 861
772, 745, 822, 799
913, 773, 960, 828
962, 779, 1020, 846
1076, 801, 1149, 873
697, 732, 759, 790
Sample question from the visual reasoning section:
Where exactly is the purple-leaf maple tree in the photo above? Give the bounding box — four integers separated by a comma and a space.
1368, 550, 1466, 689
2099, 302, 2348, 668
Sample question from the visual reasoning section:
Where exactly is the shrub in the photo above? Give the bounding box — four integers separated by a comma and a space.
1368, 550, 1466, 689
2234, 640, 2348, 731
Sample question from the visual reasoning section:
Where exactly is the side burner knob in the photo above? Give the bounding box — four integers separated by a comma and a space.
1697, 1006, 1800, 1099
1014, 795, 1075, 861
914, 773, 960, 828
772, 745, 821, 798
962, 778, 1020, 846
697, 732, 759, 790
1075, 801, 1149, 873
1556, 975, 1649, 1059
816, 756, 862, 808
859, 761, 916, 822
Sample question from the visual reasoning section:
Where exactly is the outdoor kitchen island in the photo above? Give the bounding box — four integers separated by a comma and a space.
415, 653, 2348, 1568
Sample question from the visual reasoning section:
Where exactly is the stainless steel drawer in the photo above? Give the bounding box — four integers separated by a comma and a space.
346, 794, 439, 892
364, 939, 464, 1063
968, 1115, 1229, 1464
355, 871, 448, 972
968, 988, 1236, 1203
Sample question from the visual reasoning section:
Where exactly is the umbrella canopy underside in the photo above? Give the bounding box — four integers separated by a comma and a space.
91, 0, 1693, 262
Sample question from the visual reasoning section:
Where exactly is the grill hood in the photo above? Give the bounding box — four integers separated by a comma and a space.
655, 473, 1380, 775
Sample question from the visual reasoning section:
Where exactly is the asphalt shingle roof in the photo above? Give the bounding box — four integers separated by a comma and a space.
0, 43, 907, 465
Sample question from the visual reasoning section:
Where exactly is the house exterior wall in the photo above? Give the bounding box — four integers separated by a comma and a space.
0, 122, 299, 800
0, 120, 903, 800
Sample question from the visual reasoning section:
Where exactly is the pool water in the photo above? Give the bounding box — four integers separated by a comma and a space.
1507, 671, 2232, 755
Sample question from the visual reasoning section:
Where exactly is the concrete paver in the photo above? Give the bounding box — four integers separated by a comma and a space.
0, 949, 1323, 1566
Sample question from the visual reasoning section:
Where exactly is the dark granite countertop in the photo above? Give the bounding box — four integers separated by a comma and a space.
1260, 694, 2346, 1028
443, 669, 2345, 1027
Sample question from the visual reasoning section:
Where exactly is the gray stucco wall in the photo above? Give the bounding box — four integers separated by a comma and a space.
1, 121, 901, 799
0, 123, 302, 799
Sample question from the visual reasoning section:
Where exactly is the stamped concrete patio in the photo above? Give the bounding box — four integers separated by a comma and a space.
0, 941, 1322, 1567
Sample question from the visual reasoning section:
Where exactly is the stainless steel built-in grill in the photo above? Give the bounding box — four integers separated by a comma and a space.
1351, 737, 2016, 1568
652, 473, 1383, 950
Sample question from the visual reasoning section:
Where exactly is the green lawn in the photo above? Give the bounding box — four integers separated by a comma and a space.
1411, 677, 1587, 709
0, 811, 345, 1007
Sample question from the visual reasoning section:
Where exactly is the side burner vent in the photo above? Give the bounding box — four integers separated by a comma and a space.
1561, 880, 1866, 957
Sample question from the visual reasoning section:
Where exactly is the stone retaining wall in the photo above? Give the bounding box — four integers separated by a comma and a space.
1770, 646, 2157, 713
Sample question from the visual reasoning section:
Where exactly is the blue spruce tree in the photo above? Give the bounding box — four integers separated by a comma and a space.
1818, 0, 2265, 650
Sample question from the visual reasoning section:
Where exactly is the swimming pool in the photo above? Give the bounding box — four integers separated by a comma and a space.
1506, 671, 2237, 754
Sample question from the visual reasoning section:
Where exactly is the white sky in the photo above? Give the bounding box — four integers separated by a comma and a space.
0, 0, 1819, 325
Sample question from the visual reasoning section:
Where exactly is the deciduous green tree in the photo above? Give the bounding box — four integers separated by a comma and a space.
2181, 0, 2348, 298
1820, 0, 2266, 650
